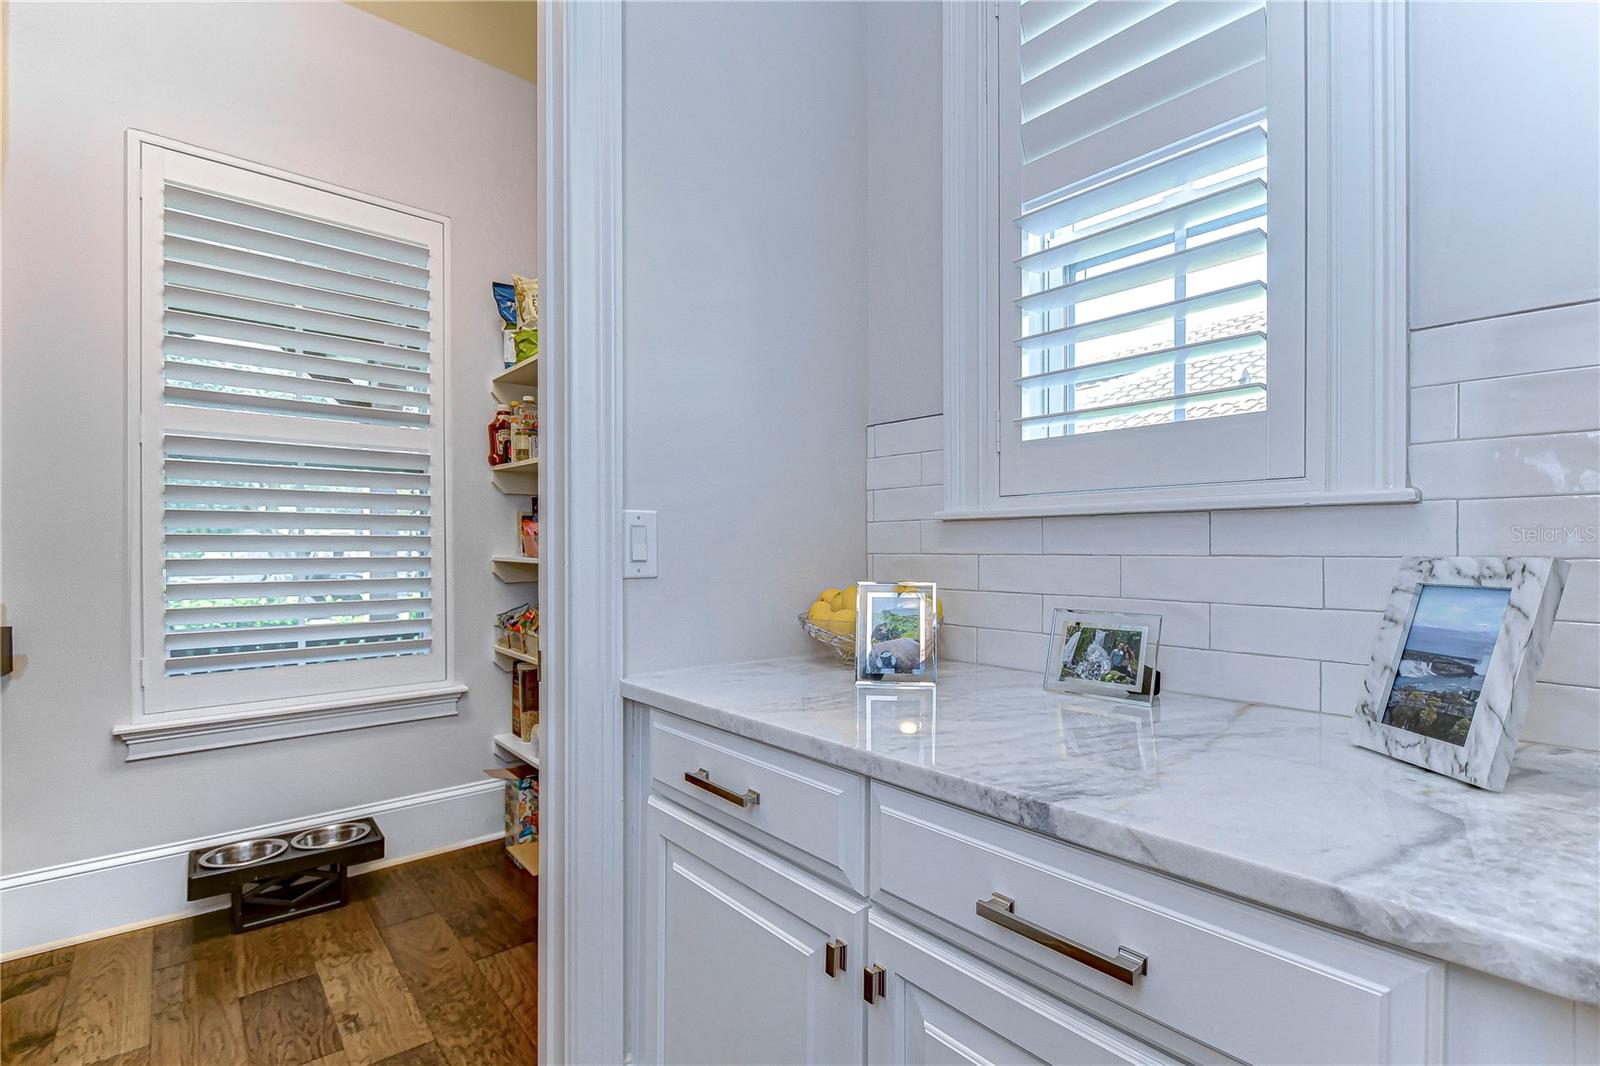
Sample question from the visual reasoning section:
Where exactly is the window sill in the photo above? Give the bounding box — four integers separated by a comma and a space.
112, 682, 467, 761
937, 486, 1422, 521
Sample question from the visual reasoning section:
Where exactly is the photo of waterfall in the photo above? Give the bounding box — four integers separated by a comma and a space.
1381, 583, 1511, 746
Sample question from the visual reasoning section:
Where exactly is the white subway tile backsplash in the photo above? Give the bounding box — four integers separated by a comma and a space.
1159, 646, 1322, 711
1409, 384, 1458, 443
979, 554, 1120, 596
869, 552, 979, 590
1210, 502, 1457, 557
1324, 557, 1405, 611
1541, 622, 1600, 688
940, 589, 1042, 632
976, 627, 1048, 673
1458, 366, 1600, 440
1122, 555, 1322, 607
1041, 595, 1210, 649
867, 520, 921, 554
1410, 432, 1600, 499
1558, 560, 1600, 622
872, 484, 944, 522
1041, 511, 1209, 555
872, 414, 943, 457
866, 301, 1600, 749
867, 453, 922, 490
920, 517, 1042, 555
1458, 495, 1600, 557
940, 623, 978, 663
1410, 301, 1600, 387
1525, 683, 1600, 750
1212, 605, 1379, 664
1319, 661, 1368, 716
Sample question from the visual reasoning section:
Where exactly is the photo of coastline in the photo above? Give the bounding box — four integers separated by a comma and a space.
1382, 584, 1510, 746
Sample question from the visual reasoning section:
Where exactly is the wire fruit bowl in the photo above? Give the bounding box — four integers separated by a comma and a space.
799, 612, 856, 662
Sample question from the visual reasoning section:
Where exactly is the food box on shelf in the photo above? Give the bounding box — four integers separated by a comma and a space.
512, 662, 539, 740
484, 762, 538, 846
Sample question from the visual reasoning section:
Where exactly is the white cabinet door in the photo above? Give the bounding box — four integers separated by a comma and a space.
641, 792, 867, 1066
865, 912, 1178, 1066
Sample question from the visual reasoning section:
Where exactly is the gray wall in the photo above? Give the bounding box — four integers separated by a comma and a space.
0, 1, 537, 873
621, 2, 870, 674
861, 2, 1600, 749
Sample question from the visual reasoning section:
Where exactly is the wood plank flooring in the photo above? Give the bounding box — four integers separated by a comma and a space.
0, 842, 535, 1066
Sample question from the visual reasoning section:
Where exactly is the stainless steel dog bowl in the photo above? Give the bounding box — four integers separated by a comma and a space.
290, 821, 371, 851
197, 837, 289, 870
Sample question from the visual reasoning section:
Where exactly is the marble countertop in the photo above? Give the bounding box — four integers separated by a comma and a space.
621, 657, 1600, 1004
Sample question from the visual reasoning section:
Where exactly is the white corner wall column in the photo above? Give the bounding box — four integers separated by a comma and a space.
538, 2, 626, 1064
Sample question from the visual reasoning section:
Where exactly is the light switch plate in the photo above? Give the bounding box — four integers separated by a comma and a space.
623, 509, 658, 578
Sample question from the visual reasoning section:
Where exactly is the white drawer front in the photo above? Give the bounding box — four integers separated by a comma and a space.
871, 785, 1441, 1065
649, 710, 867, 892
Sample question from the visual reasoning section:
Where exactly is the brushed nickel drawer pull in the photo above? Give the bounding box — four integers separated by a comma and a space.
863, 963, 886, 1004
824, 938, 847, 977
976, 892, 1148, 986
684, 768, 760, 809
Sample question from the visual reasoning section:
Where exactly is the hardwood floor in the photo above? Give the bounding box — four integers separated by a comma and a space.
0, 842, 535, 1066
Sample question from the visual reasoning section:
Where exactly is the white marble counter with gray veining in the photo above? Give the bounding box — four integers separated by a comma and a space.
620, 656, 1600, 1004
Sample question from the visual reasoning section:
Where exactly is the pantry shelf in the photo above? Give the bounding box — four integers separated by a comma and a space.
493, 645, 540, 669
493, 731, 540, 769
491, 356, 539, 401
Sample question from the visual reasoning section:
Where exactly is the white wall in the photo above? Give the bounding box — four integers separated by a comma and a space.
621, 2, 869, 674
862, 1, 1600, 750
1, 2, 536, 881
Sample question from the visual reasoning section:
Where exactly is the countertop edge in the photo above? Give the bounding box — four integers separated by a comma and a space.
620, 677, 1600, 1006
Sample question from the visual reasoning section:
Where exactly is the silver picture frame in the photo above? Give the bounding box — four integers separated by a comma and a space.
855, 582, 937, 686
1350, 556, 1568, 791
1044, 608, 1162, 706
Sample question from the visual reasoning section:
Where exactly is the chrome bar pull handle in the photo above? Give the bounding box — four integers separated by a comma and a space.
684, 768, 760, 809
862, 963, 886, 1004
976, 892, 1147, 986
824, 938, 847, 977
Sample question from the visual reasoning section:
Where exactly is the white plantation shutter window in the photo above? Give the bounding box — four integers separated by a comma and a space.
134, 143, 449, 715
996, 0, 1307, 499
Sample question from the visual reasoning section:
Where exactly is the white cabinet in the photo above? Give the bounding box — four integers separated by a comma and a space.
866, 911, 1177, 1066
626, 706, 1595, 1066
638, 791, 867, 1066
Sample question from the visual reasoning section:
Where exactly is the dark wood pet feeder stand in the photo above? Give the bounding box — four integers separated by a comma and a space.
185, 817, 385, 933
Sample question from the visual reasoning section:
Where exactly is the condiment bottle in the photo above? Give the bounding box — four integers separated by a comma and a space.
488, 404, 512, 465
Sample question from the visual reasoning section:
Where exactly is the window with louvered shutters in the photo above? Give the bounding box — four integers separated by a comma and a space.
996, 0, 1307, 499
134, 143, 449, 714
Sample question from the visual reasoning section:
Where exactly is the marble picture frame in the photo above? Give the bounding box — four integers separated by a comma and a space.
1350, 557, 1568, 792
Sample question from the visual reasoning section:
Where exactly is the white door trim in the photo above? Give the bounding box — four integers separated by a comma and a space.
539, 2, 627, 1064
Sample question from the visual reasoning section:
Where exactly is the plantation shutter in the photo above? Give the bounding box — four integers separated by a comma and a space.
137, 144, 449, 713
998, 0, 1304, 498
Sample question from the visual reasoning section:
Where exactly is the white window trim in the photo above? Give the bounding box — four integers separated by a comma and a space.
942, 2, 1416, 519
114, 130, 463, 759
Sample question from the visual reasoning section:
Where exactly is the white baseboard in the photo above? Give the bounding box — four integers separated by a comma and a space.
0, 778, 504, 959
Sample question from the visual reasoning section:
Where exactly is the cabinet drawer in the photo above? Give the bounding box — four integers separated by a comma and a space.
649, 711, 867, 893
871, 785, 1440, 1065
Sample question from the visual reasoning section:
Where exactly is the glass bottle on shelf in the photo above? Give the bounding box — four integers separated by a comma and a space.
511, 399, 533, 463
520, 395, 538, 459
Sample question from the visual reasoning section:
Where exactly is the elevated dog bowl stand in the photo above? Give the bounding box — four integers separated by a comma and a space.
186, 817, 385, 933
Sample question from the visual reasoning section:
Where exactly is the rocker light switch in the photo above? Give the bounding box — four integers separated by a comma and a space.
623, 509, 658, 579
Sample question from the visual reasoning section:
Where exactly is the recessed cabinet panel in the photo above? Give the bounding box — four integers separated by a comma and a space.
871, 784, 1441, 1065
650, 710, 868, 892
641, 793, 867, 1066
866, 911, 1177, 1066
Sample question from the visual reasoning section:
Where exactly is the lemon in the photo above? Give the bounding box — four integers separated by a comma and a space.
807, 601, 833, 626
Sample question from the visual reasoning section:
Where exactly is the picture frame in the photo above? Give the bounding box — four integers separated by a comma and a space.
855, 582, 937, 685
1350, 556, 1568, 792
1044, 608, 1162, 705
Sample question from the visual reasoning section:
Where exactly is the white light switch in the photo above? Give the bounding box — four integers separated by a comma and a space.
623, 509, 658, 578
